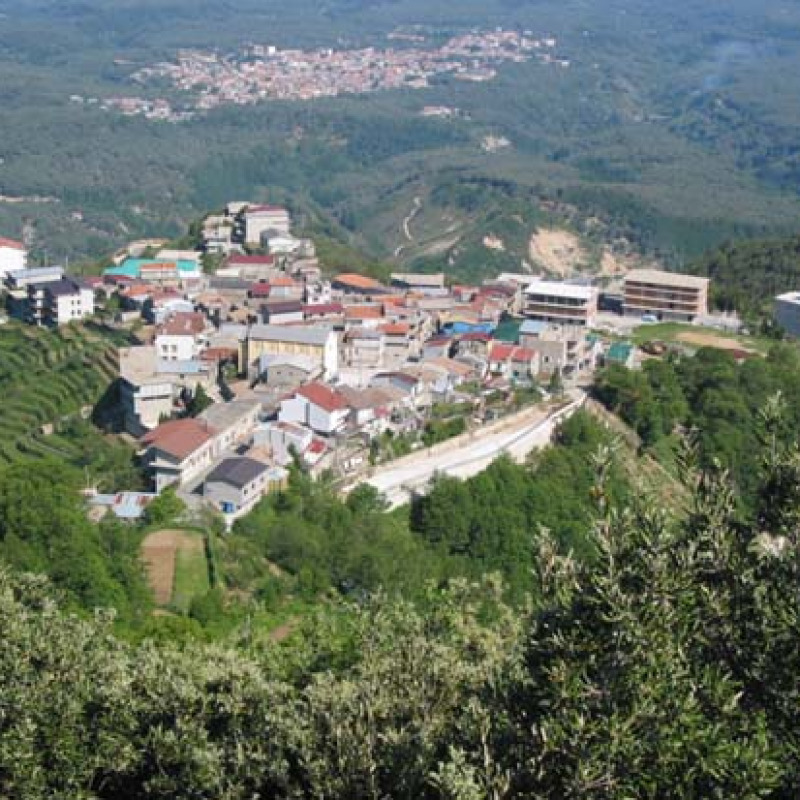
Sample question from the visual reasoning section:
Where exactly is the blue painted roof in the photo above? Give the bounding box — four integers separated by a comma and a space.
104, 258, 200, 279
520, 319, 548, 335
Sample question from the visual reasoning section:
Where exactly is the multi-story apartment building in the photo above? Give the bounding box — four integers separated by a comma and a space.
623, 269, 709, 322
245, 323, 339, 379
0, 237, 27, 279
523, 280, 598, 327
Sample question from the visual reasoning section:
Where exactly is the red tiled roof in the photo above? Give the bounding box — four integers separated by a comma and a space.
140, 418, 217, 460
381, 322, 410, 336
201, 347, 238, 362
459, 332, 491, 342
248, 282, 272, 297
334, 273, 385, 290
159, 311, 206, 336
141, 261, 177, 272
227, 254, 275, 266
308, 438, 327, 455
269, 276, 298, 288
345, 305, 384, 320
489, 343, 515, 361
0, 237, 25, 250
297, 382, 348, 413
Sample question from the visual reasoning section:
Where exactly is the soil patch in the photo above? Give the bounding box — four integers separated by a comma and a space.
141, 529, 204, 606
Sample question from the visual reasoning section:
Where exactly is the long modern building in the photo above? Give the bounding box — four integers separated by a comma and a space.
523, 280, 598, 327
623, 269, 709, 322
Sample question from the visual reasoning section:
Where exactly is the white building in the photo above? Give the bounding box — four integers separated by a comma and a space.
155, 312, 208, 362
774, 291, 800, 338
279, 382, 350, 435
0, 237, 27, 279
523, 280, 598, 327
244, 205, 291, 245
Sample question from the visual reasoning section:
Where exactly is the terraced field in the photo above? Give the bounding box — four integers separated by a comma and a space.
0, 321, 124, 465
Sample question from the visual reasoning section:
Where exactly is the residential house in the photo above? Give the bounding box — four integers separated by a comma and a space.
199, 400, 262, 453
0, 237, 27, 279
254, 420, 313, 466
343, 328, 384, 369
155, 312, 209, 362
260, 300, 304, 325
218, 254, 279, 280
140, 418, 219, 492
380, 322, 412, 368
303, 302, 343, 323
13, 273, 94, 326
119, 346, 175, 435
204, 457, 287, 526
488, 343, 540, 383
279, 382, 350, 435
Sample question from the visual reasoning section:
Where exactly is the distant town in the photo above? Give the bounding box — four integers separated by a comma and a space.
0, 198, 734, 526
72, 29, 568, 121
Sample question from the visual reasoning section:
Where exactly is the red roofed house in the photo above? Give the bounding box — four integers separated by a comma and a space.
155, 311, 209, 361
303, 302, 343, 322
278, 381, 350, 435
140, 418, 218, 492
0, 236, 27, 279
332, 273, 391, 298
488, 342, 540, 382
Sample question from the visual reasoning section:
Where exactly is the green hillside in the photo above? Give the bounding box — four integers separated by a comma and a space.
0, 322, 126, 466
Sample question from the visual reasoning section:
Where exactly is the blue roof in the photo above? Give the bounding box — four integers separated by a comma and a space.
104, 258, 200, 279
520, 319, 548, 335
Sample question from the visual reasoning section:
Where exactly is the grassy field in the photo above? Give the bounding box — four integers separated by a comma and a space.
171, 533, 211, 613
629, 322, 773, 354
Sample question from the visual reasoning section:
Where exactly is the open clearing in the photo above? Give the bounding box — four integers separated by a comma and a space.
528, 228, 587, 276
675, 331, 757, 352
141, 529, 208, 607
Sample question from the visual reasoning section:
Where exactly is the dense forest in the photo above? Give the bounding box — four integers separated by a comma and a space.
594, 344, 800, 506
691, 234, 800, 316
4, 396, 800, 797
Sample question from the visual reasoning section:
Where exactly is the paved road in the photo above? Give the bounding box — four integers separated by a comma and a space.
362, 392, 585, 508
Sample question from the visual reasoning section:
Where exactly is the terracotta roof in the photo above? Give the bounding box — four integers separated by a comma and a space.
140, 418, 217, 460
159, 311, 206, 336
381, 322, 410, 336
0, 237, 25, 250
489, 343, 516, 361
459, 332, 491, 342
248, 282, 272, 297
345, 305, 384, 320
490, 343, 535, 363
269, 276, 298, 288
334, 273, 385, 290
200, 347, 238, 362
296, 382, 348, 413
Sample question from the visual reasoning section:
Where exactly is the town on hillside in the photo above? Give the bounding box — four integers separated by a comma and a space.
0, 201, 753, 528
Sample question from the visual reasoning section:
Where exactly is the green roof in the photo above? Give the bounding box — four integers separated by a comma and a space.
607, 342, 634, 362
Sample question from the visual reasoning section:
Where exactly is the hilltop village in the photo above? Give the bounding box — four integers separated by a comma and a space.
0, 202, 728, 526
76, 29, 567, 121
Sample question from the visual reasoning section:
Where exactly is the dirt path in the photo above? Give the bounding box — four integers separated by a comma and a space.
141, 529, 204, 606
394, 196, 422, 257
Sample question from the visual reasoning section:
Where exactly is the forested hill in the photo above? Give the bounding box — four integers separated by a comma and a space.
692, 233, 800, 315
5, 407, 800, 797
